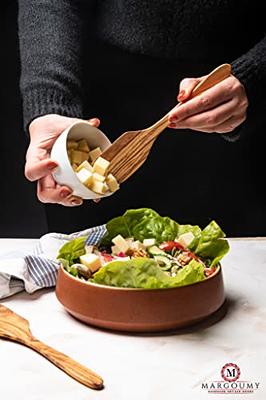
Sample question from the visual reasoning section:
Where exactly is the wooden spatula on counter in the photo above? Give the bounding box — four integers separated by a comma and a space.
102, 63, 231, 183
0, 304, 104, 390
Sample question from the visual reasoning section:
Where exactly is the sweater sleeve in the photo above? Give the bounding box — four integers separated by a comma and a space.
232, 35, 266, 106
221, 34, 266, 142
18, 0, 92, 130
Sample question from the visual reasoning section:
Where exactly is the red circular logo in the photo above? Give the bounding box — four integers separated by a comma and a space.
221, 363, 241, 382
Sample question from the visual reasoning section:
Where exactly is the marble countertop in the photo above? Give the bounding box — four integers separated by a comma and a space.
0, 238, 265, 400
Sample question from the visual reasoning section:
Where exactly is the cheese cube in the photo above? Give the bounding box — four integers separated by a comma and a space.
91, 180, 107, 194
89, 147, 102, 163
72, 163, 79, 171
85, 245, 94, 254
111, 245, 120, 255
92, 172, 105, 182
72, 150, 89, 165
112, 235, 129, 253
77, 139, 90, 153
176, 232, 195, 248
131, 240, 145, 251
76, 160, 93, 173
67, 140, 78, 150
67, 149, 74, 163
76, 168, 93, 186
143, 238, 156, 247
106, 173, 120, 192
92, 157, 110, 176
79, 253, 101, 273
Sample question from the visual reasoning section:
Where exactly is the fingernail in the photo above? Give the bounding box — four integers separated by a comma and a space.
169, 116, 178, 123
178, 90, 186, 101
60, 189, 71, 198
71, 199, 83, 206
48, 163, 57, 170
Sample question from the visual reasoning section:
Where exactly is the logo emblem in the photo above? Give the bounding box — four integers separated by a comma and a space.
221, 363, 241, 382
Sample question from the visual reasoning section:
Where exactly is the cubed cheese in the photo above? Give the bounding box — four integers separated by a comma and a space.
92, 172, 105, 182
143, 238, 156, 247
67, 140, 78, 150
76, 168, 93, 186
72, 150, 89, 165
67, 149, 74, 163
112, 235, 129, 253
77, 139, 90, 153
91, 180, 107, 194
106, 173, 120, 192
79, 253, 101, 273
76, 160, 93, 173
89, 147, 102, 163
131, 240, 145, 251
111, 245, 120, 255
176, 232, 195, 248
92, 156, 110, 176
85, 245, 94, 254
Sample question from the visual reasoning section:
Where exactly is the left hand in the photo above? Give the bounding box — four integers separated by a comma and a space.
168, 74, 248, 134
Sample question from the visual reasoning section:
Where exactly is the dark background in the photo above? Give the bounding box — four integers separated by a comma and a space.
0, 1, 48, 237
1, 1, 266, 238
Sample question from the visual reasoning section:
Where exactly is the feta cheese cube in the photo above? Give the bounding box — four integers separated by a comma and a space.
89, 147, 102, 163
92, 172, 105, 182
92, 156, 110, 176
106, 173, 120, 192
76, 168, 93, 186
67, 140, 78, 150
77, 139, 90, 153
112, 235, 129, 253
143, 238, 156, 247
91, 180, 107, 194
79, 253, 101, 273
111, 245, 120, 255
131, 240, 145, 251
72, 150, 89, 165
176, 232, 195, 248
76, 160, 93, 173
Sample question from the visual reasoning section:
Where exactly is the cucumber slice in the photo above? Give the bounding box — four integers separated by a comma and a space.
154, 255, 172, 271
147, 245, 165, 256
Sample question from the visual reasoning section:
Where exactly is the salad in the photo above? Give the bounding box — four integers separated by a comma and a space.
57, 208, 229, 289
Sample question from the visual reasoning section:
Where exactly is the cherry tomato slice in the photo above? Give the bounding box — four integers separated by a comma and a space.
159, 241, 185, 252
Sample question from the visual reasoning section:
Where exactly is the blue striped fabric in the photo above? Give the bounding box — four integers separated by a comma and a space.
24, 225, 107, 288
85, 225, 107, 246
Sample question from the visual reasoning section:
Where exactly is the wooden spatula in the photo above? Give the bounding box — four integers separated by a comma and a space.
0, 304, 104, 390
102, 63, 232, 183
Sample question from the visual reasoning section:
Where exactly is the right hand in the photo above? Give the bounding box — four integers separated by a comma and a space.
26, 114, 100, 206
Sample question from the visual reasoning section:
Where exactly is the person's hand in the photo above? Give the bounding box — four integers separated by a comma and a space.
26, 114, 100, 206
168, 74, 248, 134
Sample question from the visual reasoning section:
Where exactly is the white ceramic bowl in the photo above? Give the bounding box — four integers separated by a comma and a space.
50, 121, 112, 200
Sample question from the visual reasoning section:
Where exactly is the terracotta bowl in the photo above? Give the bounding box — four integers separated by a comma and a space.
56, 265, 225, 333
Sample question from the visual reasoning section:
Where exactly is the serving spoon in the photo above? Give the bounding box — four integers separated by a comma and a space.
101, 63, 232, 183
0, 304, 104, 390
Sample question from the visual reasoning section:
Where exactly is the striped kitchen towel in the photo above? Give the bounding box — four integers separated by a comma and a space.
0, 225, 106, 299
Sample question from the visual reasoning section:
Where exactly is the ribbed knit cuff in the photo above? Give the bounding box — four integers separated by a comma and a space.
22, 88, 83, 132
231, 58, 260, 105
221, 128, 241, 143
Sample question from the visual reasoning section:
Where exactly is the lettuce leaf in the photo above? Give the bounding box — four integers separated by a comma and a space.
57, 236, 87, 265
194, 220, 229, 266
91, 257, 205, 289
100, 208, 178, 247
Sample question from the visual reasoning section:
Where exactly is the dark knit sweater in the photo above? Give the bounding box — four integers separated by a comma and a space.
18, 0, 266, 134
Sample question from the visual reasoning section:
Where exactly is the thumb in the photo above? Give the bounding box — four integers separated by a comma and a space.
177, 77, 201, 102
87, 117, 101, 128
